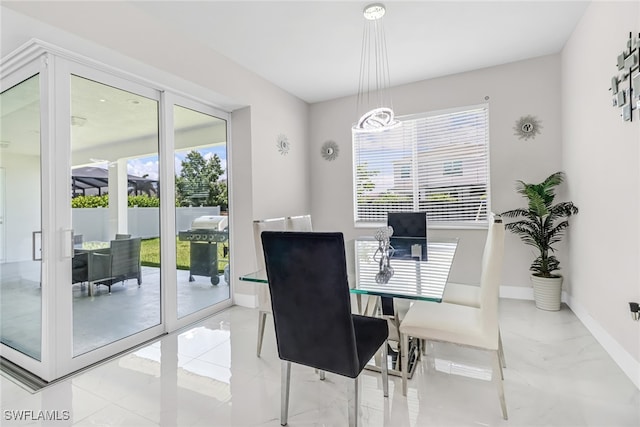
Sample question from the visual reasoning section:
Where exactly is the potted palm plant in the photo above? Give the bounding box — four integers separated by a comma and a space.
501, 172, 579, 311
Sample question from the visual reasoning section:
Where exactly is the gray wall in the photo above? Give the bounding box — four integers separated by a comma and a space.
309, 54, 563, 287
561, 0, 640, 377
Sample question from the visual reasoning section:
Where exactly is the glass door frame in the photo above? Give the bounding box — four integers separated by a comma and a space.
54, 60, 167, 377
162, 92, 233, 333
0, 54, 52, 380
2, 40, 234, 382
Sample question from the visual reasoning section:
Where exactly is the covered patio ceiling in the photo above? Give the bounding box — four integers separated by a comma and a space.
72, 166, 158, 197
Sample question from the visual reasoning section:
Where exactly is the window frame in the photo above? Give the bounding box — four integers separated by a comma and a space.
352, 103, 491, 229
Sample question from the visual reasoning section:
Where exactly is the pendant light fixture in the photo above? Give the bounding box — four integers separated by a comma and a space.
353, 3, 400, 133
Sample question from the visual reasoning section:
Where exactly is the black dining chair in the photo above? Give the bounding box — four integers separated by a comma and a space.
383, 211, 427, 314
387, 211, 427, 238
383, 212, 427, 367
261, 231, 389, 427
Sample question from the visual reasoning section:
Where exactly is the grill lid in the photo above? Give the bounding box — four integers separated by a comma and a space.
191, 215, 228, 231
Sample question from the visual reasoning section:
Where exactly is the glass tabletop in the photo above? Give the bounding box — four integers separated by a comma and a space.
74, 241, 110, 251
239, 236, 458, 302
239, 270, 268, 283
352, 237, 458, 302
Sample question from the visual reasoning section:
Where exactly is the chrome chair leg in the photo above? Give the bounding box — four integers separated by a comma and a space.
314, 369, 326, 380
401, 333, 409, 396
347, 377, 359, 427
498, 330, 507, 368
257, 311, 268, 357
492, 351, 508, 420
381, 340, 389, 397
281, 361, 291, 426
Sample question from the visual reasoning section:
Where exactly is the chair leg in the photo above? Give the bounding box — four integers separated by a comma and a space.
281, 361, 291, 426
381, 340, 389, 397
391, 315, 402, 371
401, 333, 409, 396
498, 330, 507, 369
257, 311, 268, 357
347, 377, 359, 427
492, 351, 508, 420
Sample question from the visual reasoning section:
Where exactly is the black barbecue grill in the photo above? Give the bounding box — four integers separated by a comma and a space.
178, 215, 229, 285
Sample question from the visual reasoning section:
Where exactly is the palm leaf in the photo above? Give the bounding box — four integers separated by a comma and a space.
501, 171, 577, 276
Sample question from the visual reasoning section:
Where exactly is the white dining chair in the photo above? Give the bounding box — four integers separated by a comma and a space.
399, 216, 508, 420
253, 217, 287, 357
442, 214, 506, 368
285, 214, 313, 231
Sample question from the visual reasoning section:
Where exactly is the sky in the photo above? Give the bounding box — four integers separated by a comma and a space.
127, 145, 227, 181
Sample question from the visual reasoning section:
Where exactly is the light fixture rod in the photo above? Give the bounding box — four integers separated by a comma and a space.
354, 3, 399, 132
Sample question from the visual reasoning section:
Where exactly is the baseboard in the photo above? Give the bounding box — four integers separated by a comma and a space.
499, 284, 570, 303
233, 292, 257, 308
499, 284, 640, 391
499, 284, 534, 300
564, 294, 640, 390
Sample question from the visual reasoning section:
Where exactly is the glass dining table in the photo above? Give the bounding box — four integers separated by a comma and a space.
239, 235, 459, 377
74, 241, 111, 297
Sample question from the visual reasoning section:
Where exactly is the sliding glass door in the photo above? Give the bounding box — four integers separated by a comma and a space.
69, 74, 162, 356
0, 72, 44, 367
173, 103, 230, 319
0, 42, 232, 382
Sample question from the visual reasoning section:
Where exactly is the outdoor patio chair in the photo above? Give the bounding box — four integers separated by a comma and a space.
94, 237, 142, 293
72, 253, 88, 285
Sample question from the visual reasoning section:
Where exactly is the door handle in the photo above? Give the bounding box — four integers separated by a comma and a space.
68, 229, 75, 259
32, 231, 42, 261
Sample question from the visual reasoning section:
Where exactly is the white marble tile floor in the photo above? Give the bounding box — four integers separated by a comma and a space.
1, 299, 639, 426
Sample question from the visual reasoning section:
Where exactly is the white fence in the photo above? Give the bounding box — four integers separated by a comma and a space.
72, 206, 221, 242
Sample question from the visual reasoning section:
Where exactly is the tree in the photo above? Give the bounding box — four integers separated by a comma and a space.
356, 162, 379, 201
175, 150, 228, 210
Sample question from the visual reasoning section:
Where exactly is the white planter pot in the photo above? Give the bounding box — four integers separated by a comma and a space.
530, 275, 563, 311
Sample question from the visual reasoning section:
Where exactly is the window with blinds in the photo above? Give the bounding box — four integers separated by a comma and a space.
353, 104, 490, 227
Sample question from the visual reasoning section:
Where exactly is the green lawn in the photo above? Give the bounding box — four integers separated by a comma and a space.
140, 237, 228, 272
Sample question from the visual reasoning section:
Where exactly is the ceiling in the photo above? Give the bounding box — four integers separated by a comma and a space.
1, 1, 590, 160
2, 1, 589, 104
128, 1, 590, 103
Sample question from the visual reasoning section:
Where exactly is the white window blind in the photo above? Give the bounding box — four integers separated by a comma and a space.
353, 104, 490, 226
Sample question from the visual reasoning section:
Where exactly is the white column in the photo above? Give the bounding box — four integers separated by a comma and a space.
108, 159, 128, 239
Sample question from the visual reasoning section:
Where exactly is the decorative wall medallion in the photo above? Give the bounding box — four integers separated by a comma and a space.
610, 32, 639, 122
321, 140, 339, 161
276, 134, 290, 155
513, 115, 542, 141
